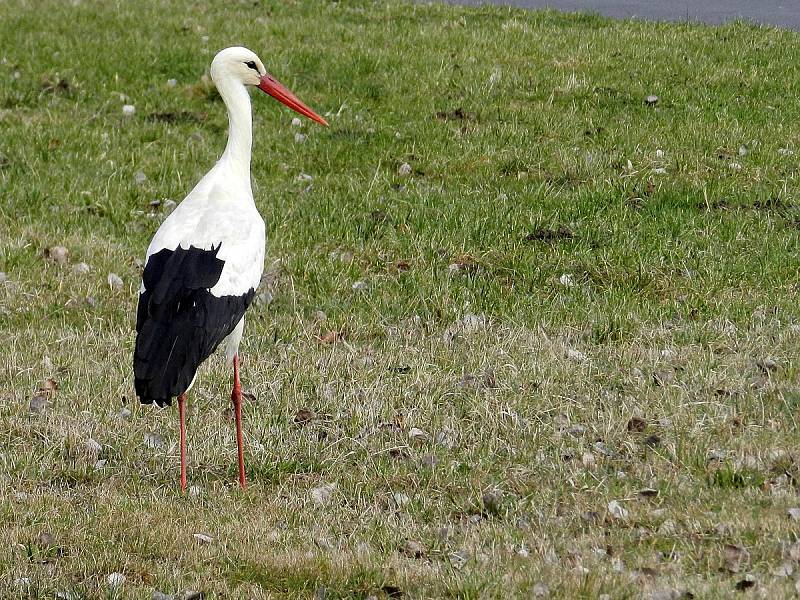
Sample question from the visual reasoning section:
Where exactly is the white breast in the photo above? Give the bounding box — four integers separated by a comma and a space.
144, 163, 267, 297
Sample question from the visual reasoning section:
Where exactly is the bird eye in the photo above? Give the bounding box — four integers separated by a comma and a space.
245, 61, 258, 71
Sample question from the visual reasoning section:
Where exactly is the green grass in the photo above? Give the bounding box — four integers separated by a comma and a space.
1, 0, 800, 597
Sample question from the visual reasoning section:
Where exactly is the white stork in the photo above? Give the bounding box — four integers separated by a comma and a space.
134, 46, 327, 491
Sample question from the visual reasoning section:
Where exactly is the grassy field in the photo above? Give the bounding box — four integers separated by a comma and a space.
1, 0, 800, 597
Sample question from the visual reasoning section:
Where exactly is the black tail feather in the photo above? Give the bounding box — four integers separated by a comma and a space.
134, 245, 254, 405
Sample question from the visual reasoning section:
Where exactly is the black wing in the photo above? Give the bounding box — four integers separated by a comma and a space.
133, 244, 255, 406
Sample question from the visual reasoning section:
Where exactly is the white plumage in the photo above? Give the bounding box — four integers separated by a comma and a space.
142, 156, 266, 365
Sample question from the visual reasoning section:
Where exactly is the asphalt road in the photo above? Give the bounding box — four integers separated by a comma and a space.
442, 1, 800, 30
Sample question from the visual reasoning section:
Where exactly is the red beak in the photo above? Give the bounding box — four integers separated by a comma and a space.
258, 73, 328, 126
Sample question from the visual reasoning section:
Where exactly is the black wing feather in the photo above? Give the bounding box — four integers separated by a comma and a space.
134, 244, 255, 406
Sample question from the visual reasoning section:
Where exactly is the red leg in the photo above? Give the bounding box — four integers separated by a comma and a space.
232, 354, 247, 489
177, 393, 188, 492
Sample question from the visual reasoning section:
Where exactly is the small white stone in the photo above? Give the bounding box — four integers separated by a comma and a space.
93, 459, 107, 470
593, 441, 612, 456
13, 577, 31, 587
192, 533, 213, 544
143, 432, 166, 449
773, 562, 794, 578
107, 272, 123, 290
72, 262, 90, 275
201, 35, 209, 42
393, 492, 411, 507
166, 78, 177, 87
188, 485, 203, 497
47, 246, 69, 264
85, 438, 102, 453
294, 133, 307, 143
531, 582, 548, 597
607, 500, 628, 520
658, 519, 677, 535
133, 171, 147, 185
778, 148, 794, 156
652, 167, 667, 174
565, 348, 587, 362
162, 199, 177, 213
296, 172, 314, 182
334, 243, 360, 264
729, 162, 742, 171
255, 290, 273, 306
573, 565, 590, 575
788, 507, 800, 521
352, 280, 368, 291
107, 572, 126, 587
559, 273, 575, 287
450, 550, 468, 569
291, 117, 302, 127
408, 427, 429, 443
0, 272, 6, 283
311, 482, 336, 505
122, 104, 135, 117
738, 144, 748, 156
655, 149, 664, 159
117, 407, 132, 419
397, 162, 412, 176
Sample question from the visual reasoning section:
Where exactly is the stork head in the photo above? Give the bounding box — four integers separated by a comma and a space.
210, 46, 328, 126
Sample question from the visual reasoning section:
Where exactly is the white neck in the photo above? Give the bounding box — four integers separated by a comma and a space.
216, 76, 253, 176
